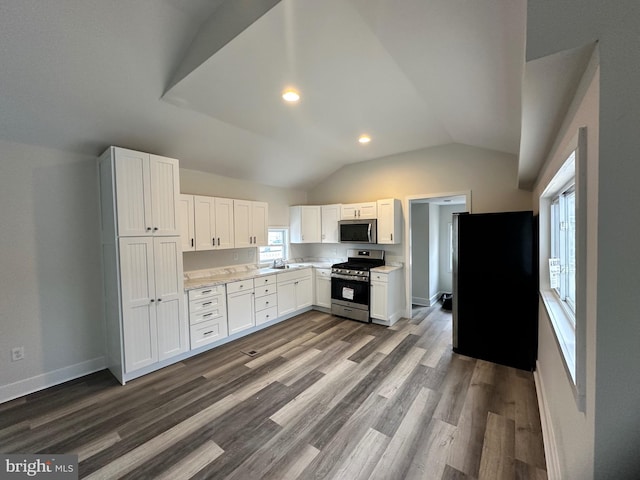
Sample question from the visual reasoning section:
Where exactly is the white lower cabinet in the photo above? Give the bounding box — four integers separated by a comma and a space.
188, 284, 228, 349
254, 275, 278, 325
227, 279, 255, 334
119, 236, 188, 373
370, 267, 405, 325
277, 268, 313, 317
314, 268, 332, 309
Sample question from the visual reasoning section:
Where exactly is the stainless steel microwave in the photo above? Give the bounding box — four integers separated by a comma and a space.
338, 219, 377, 244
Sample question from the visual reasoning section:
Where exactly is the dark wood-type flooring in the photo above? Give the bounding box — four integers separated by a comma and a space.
0, 305, 547, 479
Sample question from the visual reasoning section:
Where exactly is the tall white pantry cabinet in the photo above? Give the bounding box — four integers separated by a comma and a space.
98, 146, 188, 384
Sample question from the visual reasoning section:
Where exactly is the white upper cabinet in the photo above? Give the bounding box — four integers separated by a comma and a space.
321, 204, 341, 243
376, 198, 402, 244
193, 196, 235, 251
234, 200, 268, 247
178, 194, 195, 252
290, 206, 321, 243
341, 202, 377, 220
113, 148, 179, 237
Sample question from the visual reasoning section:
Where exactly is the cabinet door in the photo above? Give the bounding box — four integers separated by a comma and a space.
194, 196, 215, 251
233, 199, 252, 248
149, 155, 180, 236
315, 272, 331, 308
215, 197, 235, 249
277, 281, 296, 316
303, 206, 321, 243
251, 201, 269, 246
321, 205, 341, 243
119, 237, 158, 372
178, 194, 195, 252
341, 204, 358, 219
115, 149, 152, 237
376, 199, 401, 244
227, 291, 255, 334
370, 281, 388, 320
295, 276, 313, 309
359, 202, 377, 219
153, 237, 187, 360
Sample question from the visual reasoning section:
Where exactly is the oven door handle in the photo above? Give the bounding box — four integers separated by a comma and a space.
331, 273, 368, 282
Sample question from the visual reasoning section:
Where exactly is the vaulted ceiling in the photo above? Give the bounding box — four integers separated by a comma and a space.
0, 0, 592, 190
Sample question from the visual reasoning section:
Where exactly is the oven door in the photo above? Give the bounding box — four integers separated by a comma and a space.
331, 274, 370, 311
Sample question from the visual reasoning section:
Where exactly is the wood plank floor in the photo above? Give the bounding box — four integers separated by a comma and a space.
0, 305, 547, 479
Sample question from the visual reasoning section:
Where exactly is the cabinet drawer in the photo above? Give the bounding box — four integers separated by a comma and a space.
315, 268, 331, 278
190, 318, 228, 349
255, 284, 277, 298
255, 293, 277, 312
254, 275, 276, 287
371, 272, 389, 283
227, 279, 254, 294
189, 294, 225, 314
189, 284, 225, 301
255, 305, 278, 325
190, 305, 226, 325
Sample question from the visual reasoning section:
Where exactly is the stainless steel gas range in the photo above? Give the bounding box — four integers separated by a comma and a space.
330, 249, 385, 322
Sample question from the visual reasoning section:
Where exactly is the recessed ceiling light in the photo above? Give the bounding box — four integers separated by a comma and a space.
358, 134, 371, 144
282, 88, 300, 102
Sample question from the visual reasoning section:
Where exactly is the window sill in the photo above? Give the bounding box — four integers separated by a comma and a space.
540, 289, 576, 383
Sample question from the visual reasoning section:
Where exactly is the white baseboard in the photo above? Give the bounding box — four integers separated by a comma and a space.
412, 296, 430, 306
0, 356, 106, 405
429, 291, 443, 307
534, 362, 562, 480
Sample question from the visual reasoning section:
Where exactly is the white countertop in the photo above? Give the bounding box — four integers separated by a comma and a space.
371, 265, 403, 273
183, 262, 331, 291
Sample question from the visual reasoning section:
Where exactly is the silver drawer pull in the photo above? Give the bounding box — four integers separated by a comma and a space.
203, 313, 213, 317
202, 290, 212, 294
203, 330, 214, 335
202, 302, 212, 306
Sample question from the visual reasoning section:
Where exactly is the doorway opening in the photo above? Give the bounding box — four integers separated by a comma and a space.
404, 192, 469, 315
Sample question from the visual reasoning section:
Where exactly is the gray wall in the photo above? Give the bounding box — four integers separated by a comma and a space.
529, 1, 640, 477
0, 140, 104, 400
410, 203, 430, 305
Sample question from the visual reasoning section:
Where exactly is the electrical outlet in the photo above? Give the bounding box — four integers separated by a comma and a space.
11, 346, 24, 362
233, 253, 239, 261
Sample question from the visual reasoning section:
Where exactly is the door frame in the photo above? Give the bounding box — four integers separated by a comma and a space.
403, 191, 472, 318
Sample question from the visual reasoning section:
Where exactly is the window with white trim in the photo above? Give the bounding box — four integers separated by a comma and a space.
550, 162, 576, 320
540, 134, 586, 411
258, 228, 288, 264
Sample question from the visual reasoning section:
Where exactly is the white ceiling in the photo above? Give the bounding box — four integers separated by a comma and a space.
0, 0, 588, 191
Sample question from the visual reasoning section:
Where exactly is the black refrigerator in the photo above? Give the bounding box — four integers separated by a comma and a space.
452, 211, 538, 371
